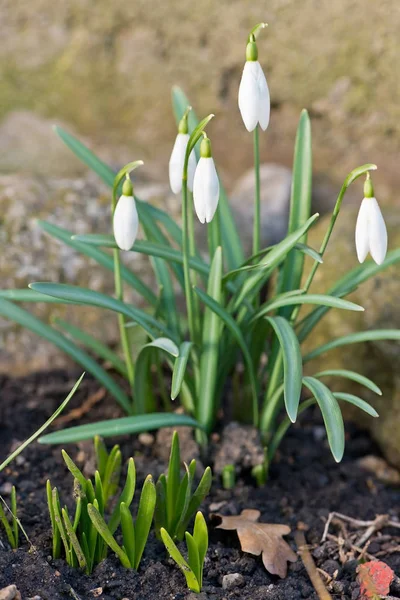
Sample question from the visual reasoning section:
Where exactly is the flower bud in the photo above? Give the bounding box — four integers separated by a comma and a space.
238, 35, 270, 132
355, 176, 387, 265
113, 179, 139, 251
193, 136, 220, 224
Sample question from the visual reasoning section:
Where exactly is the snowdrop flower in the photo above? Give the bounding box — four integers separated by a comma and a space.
169, 108, 197, 194
113, 177, 139, 251
355, 175, 387, 265
193, 136, 220, 224
238, 33, 270, 132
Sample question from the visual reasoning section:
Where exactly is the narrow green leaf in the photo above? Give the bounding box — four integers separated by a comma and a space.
108, 457, 136, 534
193, 511, 208, 587
176, 467, 212, 540
39, 413, 204, 444
47, 480, 61, 558
87, 503, 131, 568
185, 532, 201, 584
255, 294, 364, 319
333, 392, 379, 417
10, 487, 18, 549
230, 214, 319, 312
120, 502, 136, 569
167, 432, 181, 533
0, 374, 83, 473
38, 220, 157, 307
278, 109, 312, 319
303, 377, 345, 462
54, 317, 127, 377
160, 527, 200, 593
52, 488, 70, 561
154, 475, 167, 537
194, 287, 259, 426
265, 316, 302, 423
304, 330, 400, 362
198, 247, 222, 432
0, 501, 15, 548
94, 436, 109, 480
29, 282, 175, 343
133, 474, 156, 569
0, 298, 131, 413
94, 471, 105, 515
102, 447, 121, 506
172, 86, 244, 269
173, 462, 194, 541
314, 370, 382, 395
61, 450, 87, 490
62, 508, 87, 570
171, 342, 193, 400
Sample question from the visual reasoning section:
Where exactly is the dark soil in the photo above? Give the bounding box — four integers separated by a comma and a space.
1, 369, 400, 600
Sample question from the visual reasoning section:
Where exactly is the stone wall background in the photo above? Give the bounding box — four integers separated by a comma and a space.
1, 0, 399, 194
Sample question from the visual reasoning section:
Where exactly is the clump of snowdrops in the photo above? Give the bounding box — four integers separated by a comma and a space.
0, 23, 399, 470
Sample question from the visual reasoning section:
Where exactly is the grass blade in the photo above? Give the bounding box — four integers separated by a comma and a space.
167, 432, 181, 533
133, 474, 156, 569
120, 502, 135, 568
160, 526, 200, 593
314, 369, 382, 395
333, 392, 379, 417
255, 294, 364, 318
87, 503, 131, 568
277, 110, 312, 318
185, 532, 201, 584
303, 376, 345, 462
39, 413, 204, 444
108, 457, 136, 534
198, 247, 222, 432
304, 330, 400, 362
171, 341, 193, 400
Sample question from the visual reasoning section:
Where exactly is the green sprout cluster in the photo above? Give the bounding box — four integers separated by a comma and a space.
0, 486, 18, 549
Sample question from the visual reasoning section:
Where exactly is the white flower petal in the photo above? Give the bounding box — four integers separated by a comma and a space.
187, 148, 197, 192
355, 198, 370, 263
193, 157, 220, 224
113, 195, 139, 251
238, 61, 260, 132
368, 197, 387, 265
169, 133, 189, 194
256, 62, 270, 131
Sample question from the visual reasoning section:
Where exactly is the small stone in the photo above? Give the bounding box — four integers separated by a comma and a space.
0, 585, 21, 600
89, 588, 103, 597
0, 482, 13, 495
222, 573, 245, 590
138, 433, 155, 446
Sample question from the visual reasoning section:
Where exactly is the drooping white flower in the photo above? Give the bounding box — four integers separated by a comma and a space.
355, 176, 387, 265
113, 178, 139, 251
193, 137, 220, 224
169, 133, 197, 194
355, 196, 387, 265
238, 37, 270, 132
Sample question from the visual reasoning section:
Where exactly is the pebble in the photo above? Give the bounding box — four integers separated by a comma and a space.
0, 482, 13, 495
222, 573, 245, 590
0, 586, 21, 600
138, 433, 155, 446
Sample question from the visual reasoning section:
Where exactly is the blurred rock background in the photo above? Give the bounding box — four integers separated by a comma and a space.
1, 0, 400, 460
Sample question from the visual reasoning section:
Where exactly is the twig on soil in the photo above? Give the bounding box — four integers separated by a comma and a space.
295, 531, 333, 600
326, 533, 374, 562
55, 388, 105, 425
321, 512, 400, 544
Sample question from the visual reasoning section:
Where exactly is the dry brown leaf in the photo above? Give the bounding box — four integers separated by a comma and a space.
214, 509, 297, 578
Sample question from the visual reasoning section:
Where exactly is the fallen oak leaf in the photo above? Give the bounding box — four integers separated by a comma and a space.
213, 509, 297, 578
357, 560, 394, 599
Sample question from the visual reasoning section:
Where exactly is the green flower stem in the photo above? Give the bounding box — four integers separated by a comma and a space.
182, 180, 201, 349
187, 191, 201, 335
253, 126, 261, 258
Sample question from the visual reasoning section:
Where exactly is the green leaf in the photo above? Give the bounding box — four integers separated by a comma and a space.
265, 316, 302, 423
172, 86, 244, 269
171, 342, 193, 400
194, 287, 259, 427
54, 317, 128, 377
62, 508, 87, 571
198, 247, 222, 432
333, 392, 379, 417
0, 374, 84, 473
304, 330, 400, 362
133, 474, 156, 569
314, 369, 382, 396
29, 282, 175, 343
102, 446, 121, 506
160, 526, 200, 593
134, 338, 180, 414
176, 467, 212, 540
185, 532, 201, 584
167, 432, 181, 533
38, 220, 157, 307
172, 462, 193, 540
94, 436, 109, 480
154, 475, 167, 538
87, 503, 131, 568
277, 110, 312, 319
0, 298, 131, 413
61, 450, 87, 490
193, 512, 208, 587
52, 487, 70, 562
303, 377, 345, 462
230, 214, 320, 312
39, 413, 204, 444
47, 480, 61, 558
298, 248, 400, 342
108, 457, 136, 534
254, 294, 364, 318
120, 502, 135, 569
